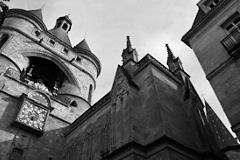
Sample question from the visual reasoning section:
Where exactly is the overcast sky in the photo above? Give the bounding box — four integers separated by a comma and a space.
5, 0, 234, 136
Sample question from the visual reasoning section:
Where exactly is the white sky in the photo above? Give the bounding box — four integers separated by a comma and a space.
5, 0, 235, 136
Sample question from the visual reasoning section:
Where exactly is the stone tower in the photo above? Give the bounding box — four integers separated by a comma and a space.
182, 0, 240, 138
0, 7, 100, 159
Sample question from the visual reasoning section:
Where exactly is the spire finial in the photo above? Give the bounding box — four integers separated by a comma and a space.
126, 36, 132, 51
165, 43, 175, 59
41, 2, 47, 9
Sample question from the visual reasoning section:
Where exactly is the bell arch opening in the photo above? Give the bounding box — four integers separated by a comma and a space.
22, 57, 71, 95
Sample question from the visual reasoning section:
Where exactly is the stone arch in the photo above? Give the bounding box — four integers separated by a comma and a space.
21, 50, 78, 86
28, 90, 51, 107
0, 53, 21, 72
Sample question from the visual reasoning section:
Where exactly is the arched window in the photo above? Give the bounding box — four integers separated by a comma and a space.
70, 100, 77, 107
62, 23, 68, 30
88, 84, 93, 103
0, 34, 9, 49
24, 57, 68, 95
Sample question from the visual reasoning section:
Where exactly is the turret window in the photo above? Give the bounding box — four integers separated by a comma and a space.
0, 33, 9, 49
49, 39, 55, 46
62, 23, 68, 30
63, 47, 69, 55
76, 56, 82, 63
34, 30, 41, 37
88, 84, 93, 103
70, 100, 77, 107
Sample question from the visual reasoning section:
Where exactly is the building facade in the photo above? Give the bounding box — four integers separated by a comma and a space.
182, 0, 240, 139
0, 4, 239, 160
0, 7, 100, 159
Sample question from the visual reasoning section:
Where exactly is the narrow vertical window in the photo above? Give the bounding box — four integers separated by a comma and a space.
0, 34, 9, 49
88, 84, 93, 103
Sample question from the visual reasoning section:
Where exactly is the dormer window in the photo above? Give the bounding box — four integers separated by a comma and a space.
62, 23, 68, 30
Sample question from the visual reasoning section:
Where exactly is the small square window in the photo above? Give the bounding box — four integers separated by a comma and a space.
35, 30, 41, 37
63, 48, 69, 55
209, 3, 215, 9
49, 39, 55, 46
76, 56, 81, 63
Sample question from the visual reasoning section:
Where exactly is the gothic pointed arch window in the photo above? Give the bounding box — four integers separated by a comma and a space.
0, 33, 9, 49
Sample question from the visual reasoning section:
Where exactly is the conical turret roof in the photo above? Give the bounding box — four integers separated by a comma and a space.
49, 28, 72, 46
73, 39, 91, 52
29, 8, 43, 21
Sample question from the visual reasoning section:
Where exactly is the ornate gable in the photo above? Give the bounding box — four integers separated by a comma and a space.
110, 65, 138, 104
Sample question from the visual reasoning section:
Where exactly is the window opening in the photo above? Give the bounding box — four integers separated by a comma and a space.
9, 148, 23, 160
207, 0, 221, 9
76, 56, 81, 63
63, 48, 69, 54
49, 39, 55, 46
88, 84, 93, 103
0, 34, 9, 49
225, 16, 240, 33
34, 30, 41, 37
23, 57, 68, 95
62, 23, 68, 30
70, 100, 77, 107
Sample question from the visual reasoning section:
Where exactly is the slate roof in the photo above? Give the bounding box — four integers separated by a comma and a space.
74, 39, 92, 53
28, 8, 43, 21
205, 101, 238, 150
191, 8, 206, 29
49, 28, 72, 46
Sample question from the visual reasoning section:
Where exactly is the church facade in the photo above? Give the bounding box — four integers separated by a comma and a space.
0, 3, 239, 160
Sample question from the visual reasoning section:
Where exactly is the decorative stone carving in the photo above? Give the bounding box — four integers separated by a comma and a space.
4, 67, 20, 80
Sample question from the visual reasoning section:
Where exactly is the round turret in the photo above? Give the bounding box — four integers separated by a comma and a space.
49, 15, 72, 46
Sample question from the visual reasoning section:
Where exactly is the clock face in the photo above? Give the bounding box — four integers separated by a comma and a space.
17, 101, 48, 131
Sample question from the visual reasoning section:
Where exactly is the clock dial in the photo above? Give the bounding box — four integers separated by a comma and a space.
17, 101, 48, 131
